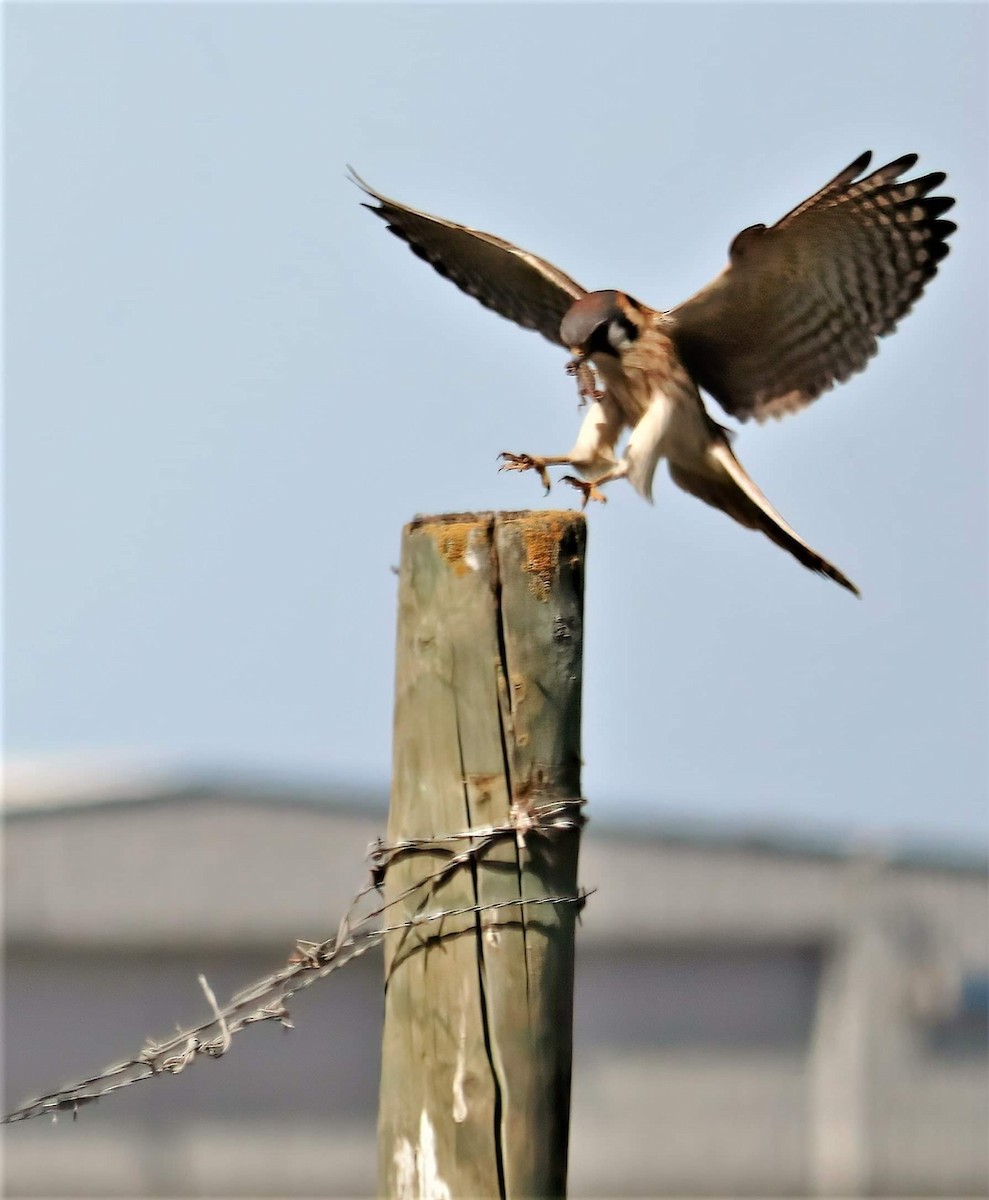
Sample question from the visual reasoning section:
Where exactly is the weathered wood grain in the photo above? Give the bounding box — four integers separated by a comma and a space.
378, 510, 585, 1200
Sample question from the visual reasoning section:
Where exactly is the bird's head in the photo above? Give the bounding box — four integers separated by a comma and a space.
560, 290, 645, 362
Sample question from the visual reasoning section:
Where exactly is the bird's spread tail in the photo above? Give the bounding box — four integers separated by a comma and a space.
668, 434, 860, 595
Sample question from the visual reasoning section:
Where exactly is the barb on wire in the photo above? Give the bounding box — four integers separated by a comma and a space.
4, 797, 588, 1126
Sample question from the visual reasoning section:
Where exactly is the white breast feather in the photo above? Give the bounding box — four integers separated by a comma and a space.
624, 389, 678, 501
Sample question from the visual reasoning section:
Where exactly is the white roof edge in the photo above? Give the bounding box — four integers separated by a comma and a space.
3, 756, 986, 875
3, 753, 190, 810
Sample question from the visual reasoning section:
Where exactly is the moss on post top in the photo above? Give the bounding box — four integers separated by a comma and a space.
408, 509, 585, 600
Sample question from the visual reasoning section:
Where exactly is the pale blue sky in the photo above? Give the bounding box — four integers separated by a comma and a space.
6, 3, 987, 842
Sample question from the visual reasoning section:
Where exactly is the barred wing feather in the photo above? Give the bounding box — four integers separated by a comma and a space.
349, 168, 587, 347
669, 152, 956, 421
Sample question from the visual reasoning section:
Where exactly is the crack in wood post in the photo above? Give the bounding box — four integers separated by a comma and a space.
379, 510, 585, 1200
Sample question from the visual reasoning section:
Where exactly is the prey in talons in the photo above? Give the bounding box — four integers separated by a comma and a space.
565, 355, 603, 407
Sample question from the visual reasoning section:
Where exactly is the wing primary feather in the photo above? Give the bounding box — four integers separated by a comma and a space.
350, 168, 587, 346
775, 150, 873, 225
859, 153, 919, 187
921, 195, 956, 218
669, 151, 955, 421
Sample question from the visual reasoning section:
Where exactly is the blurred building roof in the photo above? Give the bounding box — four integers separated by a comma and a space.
5, 757, 986, 1198
5, 754, 986, 874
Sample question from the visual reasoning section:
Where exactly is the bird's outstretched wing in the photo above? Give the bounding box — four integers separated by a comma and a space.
349, 169, 587, 347
668, 152, 956, 421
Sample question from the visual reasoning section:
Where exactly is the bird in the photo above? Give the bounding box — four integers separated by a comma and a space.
351, 154, 955, 595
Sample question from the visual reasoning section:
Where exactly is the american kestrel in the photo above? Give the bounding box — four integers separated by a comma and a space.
353, 153, 955, 594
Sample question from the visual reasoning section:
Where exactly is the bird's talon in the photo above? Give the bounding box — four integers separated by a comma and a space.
498, 451, 535, 474
499, 452, 552, 493
561, 475, 607, 508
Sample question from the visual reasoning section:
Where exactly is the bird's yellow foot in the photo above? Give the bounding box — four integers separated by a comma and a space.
561, 475, 607, 508
565, 357, 604, 407
498, 452, 553, 494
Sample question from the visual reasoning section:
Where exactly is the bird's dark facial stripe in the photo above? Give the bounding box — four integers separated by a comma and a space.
583, 319, 619, 357
610, 311, 639, 346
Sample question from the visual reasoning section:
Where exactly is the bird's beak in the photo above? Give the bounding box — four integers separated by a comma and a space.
565, 350, 586, 375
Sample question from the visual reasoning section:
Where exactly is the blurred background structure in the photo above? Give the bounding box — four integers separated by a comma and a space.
5, 764, 987, 1198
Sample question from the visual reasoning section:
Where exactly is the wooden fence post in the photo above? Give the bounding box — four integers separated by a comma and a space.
378, 510, 586, 1200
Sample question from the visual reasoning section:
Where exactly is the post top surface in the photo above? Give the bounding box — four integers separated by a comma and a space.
407, 509, 585, 533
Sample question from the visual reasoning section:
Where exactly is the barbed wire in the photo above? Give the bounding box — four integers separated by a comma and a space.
3, 797, 588, 1126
